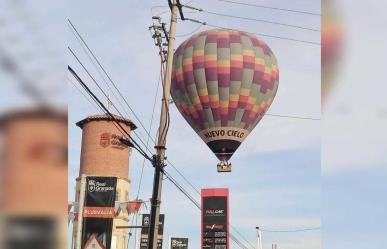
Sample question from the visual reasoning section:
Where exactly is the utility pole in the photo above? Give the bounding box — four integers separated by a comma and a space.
148, 0, 179, 249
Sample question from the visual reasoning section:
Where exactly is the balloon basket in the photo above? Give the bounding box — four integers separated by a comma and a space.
217, 162, 232, 173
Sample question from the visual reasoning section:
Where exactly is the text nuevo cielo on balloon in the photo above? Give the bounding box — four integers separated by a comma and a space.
199, 127, 249, 143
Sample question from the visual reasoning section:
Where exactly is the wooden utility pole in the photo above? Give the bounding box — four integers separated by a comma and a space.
148, 0, 178, 249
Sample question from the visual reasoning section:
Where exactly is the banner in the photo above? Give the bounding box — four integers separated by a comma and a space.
201, 188, 229, 249
81, 176, 117, 249
170, 238, 189, 249
140, 214, 165, 249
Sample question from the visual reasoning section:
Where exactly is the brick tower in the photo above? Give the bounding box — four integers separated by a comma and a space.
72, 114, 137, 249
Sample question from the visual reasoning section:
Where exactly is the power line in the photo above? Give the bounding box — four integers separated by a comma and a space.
176, 23, 204, 37
150, 5, 169, 15
68, 46, 155, 153
217, 0, 321, 16
68, 46, 155, 157
68, 65, 153, 162
68, 18, 202, 202
70, 71, 251, 249
203, 10, 320, 32
266, 113, 320, 121
67, 77, 101, 111
128, 68, 162, 242
163, 170, 253, 249
67, 23, 135, 126
68, 19, 157, 149
68, 17, 315, 249
135, 69, 162, 199
204, 23, 320, 45
70, 75, 252, 249
68, 76, 140, 158
70, 62, 254, 249
260, 227, 320, 233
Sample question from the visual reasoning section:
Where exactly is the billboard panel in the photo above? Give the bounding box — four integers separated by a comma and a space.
140, 214, 165, 249
81, 176, 117, 249
170, 238, 189, 249
201, 188, 229, 249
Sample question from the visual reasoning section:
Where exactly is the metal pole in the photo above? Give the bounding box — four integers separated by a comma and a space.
148, 1, 178, 249
256, 227, 263, 249
75, 175, 87, 249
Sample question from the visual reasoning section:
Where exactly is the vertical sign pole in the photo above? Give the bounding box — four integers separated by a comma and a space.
148, 0, 178, 249
256, 227, 263, 249
75, 174, 86, 249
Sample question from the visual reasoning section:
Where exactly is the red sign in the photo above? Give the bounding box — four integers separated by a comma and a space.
201, 188, 229, 249
83, 207, 116, 218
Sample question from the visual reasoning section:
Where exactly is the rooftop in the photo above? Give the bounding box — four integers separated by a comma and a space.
76, 113, 137, 130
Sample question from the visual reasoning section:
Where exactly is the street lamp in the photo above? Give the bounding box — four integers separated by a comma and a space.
255, 227, 263, 249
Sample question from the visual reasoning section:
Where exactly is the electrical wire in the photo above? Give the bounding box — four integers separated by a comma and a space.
70, 23, 318, 249
67, 23, 135, 125
68, 77, 128, 143
266, 113, 321, 121
163, 170, 253, 249
126, 68, 162, 244
68, 29, 165, 240
176, 23, 204, 37
68, 15, 317, 249
260, 227, 320, 233
151, 5, 169, 16
68, 65, 153, 162
204, 22, 321, 45
67, 77, 101, 111
203, 10, 320, 32
68, 46, 154, 156
68, 18, 203, 204
70, 63, 254, 249
68, 19, 158, 149
217, 0, 321, 16
135, 68, 162, 199
177, 17, 320, 45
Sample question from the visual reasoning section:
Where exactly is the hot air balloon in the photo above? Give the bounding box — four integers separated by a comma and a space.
171, 29, 279, 171
322, 0, 344, 105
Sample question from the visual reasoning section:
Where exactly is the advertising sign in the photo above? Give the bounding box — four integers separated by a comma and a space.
170, 238, 189, 249
81, 176, 117, 249
201, 188, 229, 249
140, 214, 165, 249
3, 217, 56, 249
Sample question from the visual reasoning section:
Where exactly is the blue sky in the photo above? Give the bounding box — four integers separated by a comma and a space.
322, 0, 387, 248
67, 1, 320, 249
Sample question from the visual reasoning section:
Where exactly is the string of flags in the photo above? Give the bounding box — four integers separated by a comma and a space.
68, 199, 146, 224
114, 199, 146, 216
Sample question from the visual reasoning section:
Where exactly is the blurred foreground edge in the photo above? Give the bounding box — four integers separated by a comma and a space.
0, 108, 68, 249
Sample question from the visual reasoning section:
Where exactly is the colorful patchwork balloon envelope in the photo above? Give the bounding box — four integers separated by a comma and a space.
171, 29, 279, 165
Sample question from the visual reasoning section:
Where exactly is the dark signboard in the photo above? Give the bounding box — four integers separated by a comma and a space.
170, 238, 189, 249
81, 176, 117, 249
201, 188, 229, 249
4, 216, 56, 249
140, 214, 165, 249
